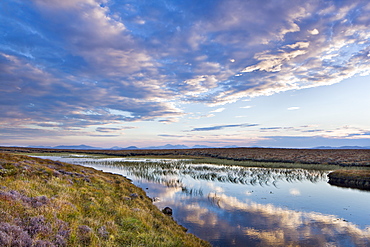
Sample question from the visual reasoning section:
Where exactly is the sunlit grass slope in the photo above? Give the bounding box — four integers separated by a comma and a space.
0, 152, 210, 247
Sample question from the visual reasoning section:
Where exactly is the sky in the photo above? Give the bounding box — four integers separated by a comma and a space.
1, 0, 370, 149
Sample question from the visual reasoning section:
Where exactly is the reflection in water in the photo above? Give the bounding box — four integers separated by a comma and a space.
154, 186, 370, 247
204, 193, 370, 246
82, 160, 329, 188
34, 155, 370, 247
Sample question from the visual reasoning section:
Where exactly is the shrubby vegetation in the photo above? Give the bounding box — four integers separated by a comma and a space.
0, 152, 210, 246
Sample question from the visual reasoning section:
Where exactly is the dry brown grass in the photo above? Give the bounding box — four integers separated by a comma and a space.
2, 146, 369, 167
329, 170, 370, 179
328, 170, 370, 190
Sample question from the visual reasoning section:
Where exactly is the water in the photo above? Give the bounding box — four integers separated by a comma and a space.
33, 154, 370, 246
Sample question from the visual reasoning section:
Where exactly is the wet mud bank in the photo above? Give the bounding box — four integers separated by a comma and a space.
328, 170, 370, 190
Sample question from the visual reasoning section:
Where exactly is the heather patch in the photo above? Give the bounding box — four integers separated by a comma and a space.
0, 152, 210, 246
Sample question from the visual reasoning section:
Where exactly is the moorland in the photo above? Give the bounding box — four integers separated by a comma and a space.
2, 147, 370, 188
1, 146, 370, 246
2, 146, 369, 167
0, 152, 210, 246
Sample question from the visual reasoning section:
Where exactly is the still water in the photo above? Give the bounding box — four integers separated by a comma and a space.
34, 154, 370, 246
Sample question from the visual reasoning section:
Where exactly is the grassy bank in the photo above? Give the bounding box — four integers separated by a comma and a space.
0, 152, 210, 246
328, 170, 370, 190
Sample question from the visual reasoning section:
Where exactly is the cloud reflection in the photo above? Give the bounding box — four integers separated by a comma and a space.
150, 173, 369, 246
204, 193, 370, 246
289, 188, 301, 196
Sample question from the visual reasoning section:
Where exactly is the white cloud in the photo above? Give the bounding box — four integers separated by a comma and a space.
287, 107, 300, 111
210, 107, 225, 113
289, 188, 301, 196
2, 0, 370, 146
242, 49, 308, 73
308, 28, 319, 35
284, 42, 310, 49
194, 62, 222, 74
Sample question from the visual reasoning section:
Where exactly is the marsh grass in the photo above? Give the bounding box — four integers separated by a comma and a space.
28, 152, 370, 190
28, 152, 370, 171
0, 152, 210, 246
184, 157, 370, 171
74, 158, 329, 190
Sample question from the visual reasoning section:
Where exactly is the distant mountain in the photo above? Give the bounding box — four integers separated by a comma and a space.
123, 146, 139, 150
27, 145, 55, 149
222, 145, 241, 148
21, 144, 370, 150
145, 144, 189, 149
192, 145, 213, 149
191, 145, 241, 149
53, 144, 102, 150
313, 146, 370, 149
144, 144, 244, 149
109, 146, 124, 150
24, 143, 248, 150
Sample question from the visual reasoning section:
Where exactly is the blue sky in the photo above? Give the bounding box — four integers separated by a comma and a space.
1, 0, 370, 148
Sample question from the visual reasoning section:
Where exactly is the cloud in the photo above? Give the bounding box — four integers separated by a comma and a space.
188, 113, 215, 120
0, 1, 184, 128
183, 1, 370, 105
242, 48, 309, 73
255, 135, 370, 148
190, 123, 258, 132
4, 1, 370, 108
289, 188, 301, 196
287, 107, 300, 110
88, 134, 120, 137
348, 131, 370, 137
308, 28, 319, 35
1, 0, 370, 144
257, 125, 370, 140
260, 127, 283, 130
158, 134, 186, 138
95, 126, 136, 133
0, 49, 182, 130
210, 107, 225, 113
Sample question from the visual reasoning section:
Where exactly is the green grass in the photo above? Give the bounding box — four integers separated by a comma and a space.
0, 152, 210, 246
